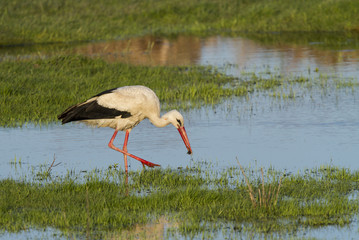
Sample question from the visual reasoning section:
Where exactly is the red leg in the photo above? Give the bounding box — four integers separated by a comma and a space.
123, 130, 129, 172
108, 130, 160, 172
123, 130, 146, 169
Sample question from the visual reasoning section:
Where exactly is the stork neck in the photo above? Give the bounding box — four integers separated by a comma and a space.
149, 114, 171, 128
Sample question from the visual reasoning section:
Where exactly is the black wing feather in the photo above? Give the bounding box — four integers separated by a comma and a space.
58, 99, 131, 124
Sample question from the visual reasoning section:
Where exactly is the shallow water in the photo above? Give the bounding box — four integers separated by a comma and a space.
1, 34, 359, 178
1, 87, 358, 179
2, 34, 359, 76
1, 33, 359, 239
2, 218, 359, 240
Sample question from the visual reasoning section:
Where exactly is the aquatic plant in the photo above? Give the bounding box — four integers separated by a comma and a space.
0, 164, 358, 239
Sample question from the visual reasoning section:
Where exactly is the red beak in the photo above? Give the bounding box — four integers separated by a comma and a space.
177, 126, 192, 155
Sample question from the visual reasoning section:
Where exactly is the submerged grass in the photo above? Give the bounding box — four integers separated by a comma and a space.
1, 55, 357, 127
1, 0, 359, 45
0, 164, 358, 239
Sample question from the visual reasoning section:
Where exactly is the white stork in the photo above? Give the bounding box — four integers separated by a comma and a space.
58, 85, 192, 172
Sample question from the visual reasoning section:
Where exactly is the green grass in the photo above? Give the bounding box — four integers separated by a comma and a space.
1, 0, 359, 45
0, 55, 357, 127
0, 55, 243, 127
1, 164, 358, 239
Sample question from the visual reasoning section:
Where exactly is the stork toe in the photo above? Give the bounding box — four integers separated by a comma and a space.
140, 159, 161, 168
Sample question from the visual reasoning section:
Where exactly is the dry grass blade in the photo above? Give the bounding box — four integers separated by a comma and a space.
237, 158, 284, 209
237, 158, 256, 207
47, 155, 56, 173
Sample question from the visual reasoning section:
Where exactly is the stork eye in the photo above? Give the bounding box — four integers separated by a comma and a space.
176, 119, 182, 126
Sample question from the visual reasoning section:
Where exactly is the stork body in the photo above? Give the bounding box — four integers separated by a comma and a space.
58, 85, 192, 172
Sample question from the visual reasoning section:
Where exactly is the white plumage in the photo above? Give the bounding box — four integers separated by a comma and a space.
58, 85, 192, 172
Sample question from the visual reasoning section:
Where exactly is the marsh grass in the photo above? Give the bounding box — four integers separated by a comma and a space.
0, 56, 357, 127
9, 155, 22, 167
35, 155, 59, 181
237, 159, 283, 209
0, 55, 238, 126
1, 164, 359, 239
1, 0, 359, 45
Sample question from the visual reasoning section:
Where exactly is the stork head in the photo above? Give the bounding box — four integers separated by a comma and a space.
163, 110, 192, 155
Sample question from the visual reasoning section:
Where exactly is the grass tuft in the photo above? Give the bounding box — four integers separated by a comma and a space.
237, 159, 283, 209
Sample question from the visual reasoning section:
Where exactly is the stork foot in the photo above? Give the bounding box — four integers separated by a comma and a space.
140, 159, 161, 168
108, 130, 160, 170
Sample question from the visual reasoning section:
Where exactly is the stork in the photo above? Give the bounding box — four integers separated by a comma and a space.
58, 85, 192, 172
